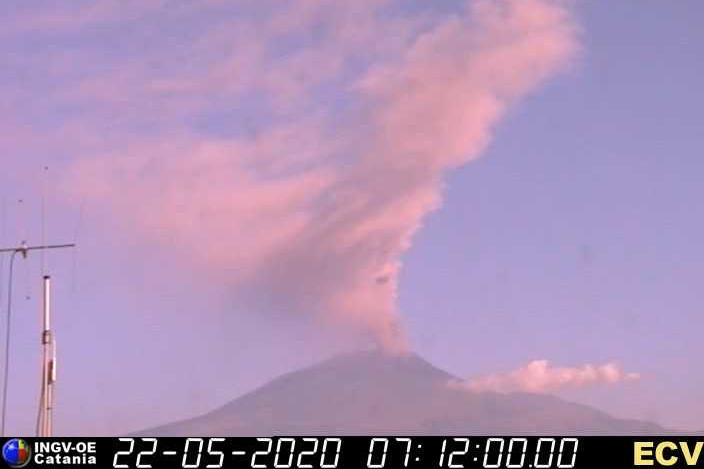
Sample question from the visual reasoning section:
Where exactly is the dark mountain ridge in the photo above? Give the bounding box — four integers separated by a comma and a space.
134, 350, 667, 436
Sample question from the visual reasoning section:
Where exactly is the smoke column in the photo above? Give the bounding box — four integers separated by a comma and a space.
68, 0, 579, 352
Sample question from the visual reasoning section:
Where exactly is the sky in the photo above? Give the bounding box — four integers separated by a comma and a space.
0, 0, 703, 435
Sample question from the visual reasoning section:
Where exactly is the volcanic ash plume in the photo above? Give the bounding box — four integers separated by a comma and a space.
68, 0, 578, 352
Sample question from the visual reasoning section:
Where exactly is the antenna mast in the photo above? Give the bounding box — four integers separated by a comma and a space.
0, 242, 75, 437
41, 275, 54, 437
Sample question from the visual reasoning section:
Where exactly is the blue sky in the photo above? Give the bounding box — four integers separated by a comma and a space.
403, 0, 704, 429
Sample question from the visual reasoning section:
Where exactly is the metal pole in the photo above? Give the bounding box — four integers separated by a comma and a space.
41, 275, 53, 437
0, 242, 73, 436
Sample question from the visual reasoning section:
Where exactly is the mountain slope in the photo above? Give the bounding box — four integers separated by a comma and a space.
134, 351, 665, 436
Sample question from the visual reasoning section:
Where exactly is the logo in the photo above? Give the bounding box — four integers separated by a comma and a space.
2, 439, 31, 468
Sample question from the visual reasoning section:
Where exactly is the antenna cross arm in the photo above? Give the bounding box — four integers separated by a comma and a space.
0, 243, 76, 254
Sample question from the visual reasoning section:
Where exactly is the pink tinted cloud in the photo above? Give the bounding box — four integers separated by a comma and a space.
62, 0, 578, 353
452, 360, 641, 393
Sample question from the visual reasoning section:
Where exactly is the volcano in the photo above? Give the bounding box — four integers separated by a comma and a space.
134, 351, 664, 436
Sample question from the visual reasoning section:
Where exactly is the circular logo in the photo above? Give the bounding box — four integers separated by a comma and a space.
2, 439, 31, 468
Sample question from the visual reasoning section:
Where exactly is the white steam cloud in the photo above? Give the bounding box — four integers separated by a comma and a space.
452, 360, 641, 393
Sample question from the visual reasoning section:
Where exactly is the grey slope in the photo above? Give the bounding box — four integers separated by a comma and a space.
133, 351, 666, 436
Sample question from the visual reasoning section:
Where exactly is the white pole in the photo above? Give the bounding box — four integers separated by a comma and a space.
41, 275, 54, 437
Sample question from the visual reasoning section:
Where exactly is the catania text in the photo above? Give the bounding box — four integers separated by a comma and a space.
34, 453, 97, 465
